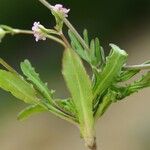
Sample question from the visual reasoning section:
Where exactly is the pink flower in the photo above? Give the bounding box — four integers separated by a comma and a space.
32, 22, 46, 42
52, 4, 70, 17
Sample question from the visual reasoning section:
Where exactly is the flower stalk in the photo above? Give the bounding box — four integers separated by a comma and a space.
124, 64, 150, 70
38, 0, 90, 51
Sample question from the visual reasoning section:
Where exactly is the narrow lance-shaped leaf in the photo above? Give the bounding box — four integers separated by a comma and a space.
94, 89, 117, 120
18, 98, 78, 124
117, 69, 140, 82
89, 38, 105, 67
21, 60, 78, 124
83, 29, 89, 46
0, 70, 39, 103
117, 60, 150, 82
90, 39, 96, 65
68, 30, 89, 62
62, 48, 94, 144
93, 44, 128, 104
17, 104, 47, 121
55, 98, 77, 116
117, 71, 150, 99
20, 60, 53, 104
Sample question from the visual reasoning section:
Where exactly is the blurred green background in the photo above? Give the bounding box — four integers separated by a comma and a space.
0, 0, 150, 150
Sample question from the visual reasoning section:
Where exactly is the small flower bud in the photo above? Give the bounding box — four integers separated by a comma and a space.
0, 28, 6, 42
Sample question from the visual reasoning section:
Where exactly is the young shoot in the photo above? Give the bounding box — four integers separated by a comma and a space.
0, 0, 150, 150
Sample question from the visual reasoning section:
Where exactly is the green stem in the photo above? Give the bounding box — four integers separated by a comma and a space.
94, 96, 112, 122
63, 18, 90, 50
38, 0, 90, 51
39, 0, 53, 10
124, 64, 150, 70
0, 58, 19, 75
39, 27, 60, 35
13, 29, 33, 35
59, 32, 71, 48
5, 28, 66, 48
46, 34, 66, 48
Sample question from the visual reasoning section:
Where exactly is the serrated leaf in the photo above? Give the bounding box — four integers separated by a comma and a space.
0, 69, 38, 103
128, 71, 150, 92
62, 48, 94, 139
117, 69, 140, 82
113, 71, 150, 100
20, 60, 78, 124
17, 104, 46, 121
93, 44, 128, 104
20, 60, 53, 103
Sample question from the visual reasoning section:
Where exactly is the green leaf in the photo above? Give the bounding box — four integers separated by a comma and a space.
69, 29, 105, 68
117, 69, 140, 82
17, 104, 46, 121
94, 38, 101, 65
21, 60, 78, 124
68, 30, 89, 62
125, 71, 150, 96
95, 38, 105, 66
89, 38, 105, 67
111, 71, 150, 101
0, 58, 19, 75
55, 98, 77, 117
0, 69, 38, 103
83, 29, 89, 46
93, 44, 128, 103
94, 89, 117, 120
62, 48, 94, 139
90, 39, 96, 65
20, 60, 53, 104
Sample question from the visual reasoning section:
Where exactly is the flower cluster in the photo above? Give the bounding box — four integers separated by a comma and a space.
32, 22, 46, 42
52, 4, 70, 17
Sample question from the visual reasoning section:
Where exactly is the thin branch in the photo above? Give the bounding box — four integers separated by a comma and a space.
59, 32, 71, 48
5, 28, 66, 48
124, 64, 150, 70
13, 29, 33, 35
46, 34, 66, 48
0, 58, 19, 75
